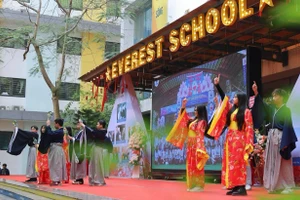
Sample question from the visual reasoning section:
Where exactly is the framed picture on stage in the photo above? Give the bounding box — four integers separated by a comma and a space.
117, 102, 126, 123
116, 124, 126, 144
108, 130, 115, 144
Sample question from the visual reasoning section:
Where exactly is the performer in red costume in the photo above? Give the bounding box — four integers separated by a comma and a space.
207, 75, 254, 196
166, 98, 209, 192
36, 125, 50, 184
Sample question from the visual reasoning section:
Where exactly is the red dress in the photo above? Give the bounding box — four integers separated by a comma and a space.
207, 96, 254, 188
36, 151, 50, 184
166, 110, 209, 189
36, 135, 70, 184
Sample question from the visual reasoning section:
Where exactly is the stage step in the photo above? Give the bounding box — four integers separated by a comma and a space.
0, 181, 73, 200
0, 178, 115, 200
0, 185, 51, 200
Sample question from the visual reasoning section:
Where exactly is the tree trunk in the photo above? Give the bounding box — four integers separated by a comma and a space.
52, 94, 61, 119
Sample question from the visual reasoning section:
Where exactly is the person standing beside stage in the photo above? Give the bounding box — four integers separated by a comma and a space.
25, 126, 39, 182
0, 164, 10, 175
209, 75, 254, 196
166, 98, 209, 192
251, 82, 297, 194
45, 118, 67, 186
68, 120, 88, 185
80, 120, 107, 186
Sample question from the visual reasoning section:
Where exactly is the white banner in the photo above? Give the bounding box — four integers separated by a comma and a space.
107, 74, 150, 177
287, 74, 300, 165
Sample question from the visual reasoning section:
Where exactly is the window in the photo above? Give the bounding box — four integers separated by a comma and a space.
0, 131, 13, 150
0, 28, 28, 50
0, 77, 26, 97
58, 0, 83, 11
133, 4, 152, 44
105, 42, 120, 59
136, 91, 151, 100
57, 36, 82, 55
58, 82, 80, 101
144, 6, 152, 38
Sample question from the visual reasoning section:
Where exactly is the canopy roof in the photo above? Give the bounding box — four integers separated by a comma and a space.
79, 0, 300, 90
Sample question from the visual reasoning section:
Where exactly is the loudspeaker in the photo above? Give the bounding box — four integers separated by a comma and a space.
247, 46, 262, 96
282, 51, 289, 67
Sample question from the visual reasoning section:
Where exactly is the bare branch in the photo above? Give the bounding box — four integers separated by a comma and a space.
68, 0, 73, 14
23, 39, 31, 60
23, 0, 42, 60
54, 0, 96, 88
32, 0, 42, 40
55, 0, 68, 14
0, 37, 13, 43
56, 4, 73, 87
32, 43, 55, 90
39, 9, 88, 46
25, 7, 35, 25
83, 1, 108, 12
16, 0, 38, 13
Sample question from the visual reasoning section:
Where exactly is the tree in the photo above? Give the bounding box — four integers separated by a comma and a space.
60, 91, 116, 128
0, 0, 135, 119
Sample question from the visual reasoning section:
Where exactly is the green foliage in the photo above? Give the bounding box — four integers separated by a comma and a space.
57, 36, 82, 55
59, 89, 116, 128
97, 0, 136, 22
0, 27, 31, 49
58, 0, 83, 11
73, 102, 114, 128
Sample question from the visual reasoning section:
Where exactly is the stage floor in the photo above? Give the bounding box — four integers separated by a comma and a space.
1, 176, 299, 200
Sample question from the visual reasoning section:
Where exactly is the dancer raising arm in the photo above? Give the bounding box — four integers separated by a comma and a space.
208, 75, 254, 196
166, 98, 209, 192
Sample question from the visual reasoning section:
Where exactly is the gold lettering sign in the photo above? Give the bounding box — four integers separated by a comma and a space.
118, 58, 125, 75
131, 51, 139, 69
124, 54, 131, 73
221, 0, 238, 26
146, 42, 155, 63
206, 8, 220, 34
259, 0, 274, 13
180, 23, 192, 47
104, 0, 275, 82
111, 61, 118, 79
155, 36, 164, 59
139, 46, 146, 67
169, 30, 180, 52
192, 14, 205, 42
239, 0, 254, 20
106, 66, 112, 81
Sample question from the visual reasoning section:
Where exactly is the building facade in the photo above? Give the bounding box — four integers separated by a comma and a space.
0, 0, 120, 174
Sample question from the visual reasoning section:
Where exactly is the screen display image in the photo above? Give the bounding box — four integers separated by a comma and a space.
152, 49, 248, 170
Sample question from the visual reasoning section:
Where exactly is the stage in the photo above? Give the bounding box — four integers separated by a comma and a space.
0, 176, 299, 200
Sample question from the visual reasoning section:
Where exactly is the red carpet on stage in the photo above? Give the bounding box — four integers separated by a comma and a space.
1, 176, 299, 200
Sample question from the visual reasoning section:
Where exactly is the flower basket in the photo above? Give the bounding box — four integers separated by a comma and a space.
250, 129, 267, 186
128, 124, 147, 178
